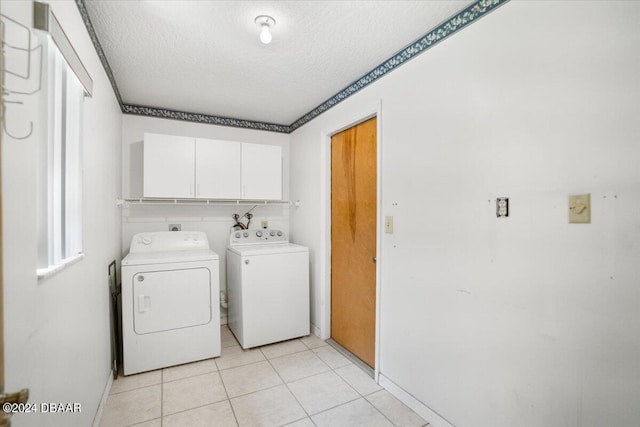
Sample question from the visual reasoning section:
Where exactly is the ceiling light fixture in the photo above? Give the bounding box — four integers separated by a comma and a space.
255, 15, 276, 44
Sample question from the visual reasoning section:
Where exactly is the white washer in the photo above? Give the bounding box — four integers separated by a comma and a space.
227, 228, 309, 349
122, 231, 220, 375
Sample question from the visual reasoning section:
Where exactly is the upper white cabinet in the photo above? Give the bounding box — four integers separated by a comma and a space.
143, 133, 282, 200
241, 143, 282, 200
195, 138, 241, 199
143, 133, 195, 198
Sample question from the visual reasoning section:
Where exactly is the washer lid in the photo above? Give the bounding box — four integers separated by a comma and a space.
122, 249, 219, 266
227, 243, 308, 256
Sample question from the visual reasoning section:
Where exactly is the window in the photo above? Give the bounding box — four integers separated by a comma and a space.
35, 3, 91, 278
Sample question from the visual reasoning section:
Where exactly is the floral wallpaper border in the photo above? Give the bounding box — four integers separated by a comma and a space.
76, 0, 508, 134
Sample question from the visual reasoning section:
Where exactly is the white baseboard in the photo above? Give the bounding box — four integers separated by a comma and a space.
91, 372, 114, 427
378, 374, 454, 427
311, 323, 321, 337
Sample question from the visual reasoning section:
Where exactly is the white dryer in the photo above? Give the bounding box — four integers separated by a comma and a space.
122, 231, 220, 375
227, 229, 309, 349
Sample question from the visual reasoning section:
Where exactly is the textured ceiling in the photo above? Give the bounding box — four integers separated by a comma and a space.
84, 1, 473, 125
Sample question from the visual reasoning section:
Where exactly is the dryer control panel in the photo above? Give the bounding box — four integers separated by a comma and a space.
229, 228, 288, 246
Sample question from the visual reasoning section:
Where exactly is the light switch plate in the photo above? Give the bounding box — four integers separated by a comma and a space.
569, 194, 591, 223
385, 216, 393, 233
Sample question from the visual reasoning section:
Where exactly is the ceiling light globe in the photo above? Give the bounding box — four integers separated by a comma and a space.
260, 25, 272, 44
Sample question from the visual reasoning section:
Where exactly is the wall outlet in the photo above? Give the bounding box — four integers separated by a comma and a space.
385, 216, 393, 233
569, 194, 590, 223
169, 224, 181, 231
496, 198, 509, 217
261, 220, 268, 229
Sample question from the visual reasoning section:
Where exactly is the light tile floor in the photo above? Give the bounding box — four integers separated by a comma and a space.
101, 326, 429, 427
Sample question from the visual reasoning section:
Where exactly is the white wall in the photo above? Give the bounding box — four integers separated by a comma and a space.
289, 1, 640, 426
121, 115, 291, 320
2, 1, 122, 426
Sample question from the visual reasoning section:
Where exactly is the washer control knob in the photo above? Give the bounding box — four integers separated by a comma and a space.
277, 231, 283, 237
245, 260, 250, 265
270, 231, 275, 236
256, 231, 263, 237
243, 232, 249, 238
235, 232, 241, 238
142, 237, 152, 245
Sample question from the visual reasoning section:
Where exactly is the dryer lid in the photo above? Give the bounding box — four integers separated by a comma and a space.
122, 249, 219, 266
129, 231, 211, 253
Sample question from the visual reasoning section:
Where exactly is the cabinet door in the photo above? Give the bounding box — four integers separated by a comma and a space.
143, 133, 195, 198
195, 138, 241, 199
241, 143, 282, 200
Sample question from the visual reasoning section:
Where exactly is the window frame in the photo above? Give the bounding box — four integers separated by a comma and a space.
34, 1, 91, 279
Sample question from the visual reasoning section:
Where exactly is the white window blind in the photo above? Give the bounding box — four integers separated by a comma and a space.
36, 3, 87, 278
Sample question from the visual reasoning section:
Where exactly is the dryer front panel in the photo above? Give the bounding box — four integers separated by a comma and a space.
132, 268, 212, 334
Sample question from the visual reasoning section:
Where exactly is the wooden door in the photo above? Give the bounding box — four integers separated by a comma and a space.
331, 117, 377, 368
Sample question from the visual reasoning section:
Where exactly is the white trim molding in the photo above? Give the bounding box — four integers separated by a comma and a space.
379, 374, 455, 427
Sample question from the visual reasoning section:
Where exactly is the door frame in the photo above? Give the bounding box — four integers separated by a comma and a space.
318, 101, 382, 381
0, 0, 5, 395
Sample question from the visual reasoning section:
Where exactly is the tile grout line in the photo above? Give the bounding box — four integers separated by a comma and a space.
365, 395, 402, 427
261, 347, 315, 425
263, 346, 381, 424
159, 397, 229, 420
326, 338, 374, 378
309, 395, 364, 419
326, 347, 416, 425
306, 349, 398, 425
216, 360, 241, 427
217, 355, 268, 372
125, 417, 162, 427
162, 366, 219, 384
108, 370, 163, 396
318, 349, 409, 425
360, 378, 429, 427
260, 341, 310, 360
226, 380, 286, 400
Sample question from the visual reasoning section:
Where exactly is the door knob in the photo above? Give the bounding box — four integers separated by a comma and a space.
372, 257, 377, 263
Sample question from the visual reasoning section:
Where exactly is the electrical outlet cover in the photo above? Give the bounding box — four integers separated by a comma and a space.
569, 194, 591, 223
496, 197, 509, 218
